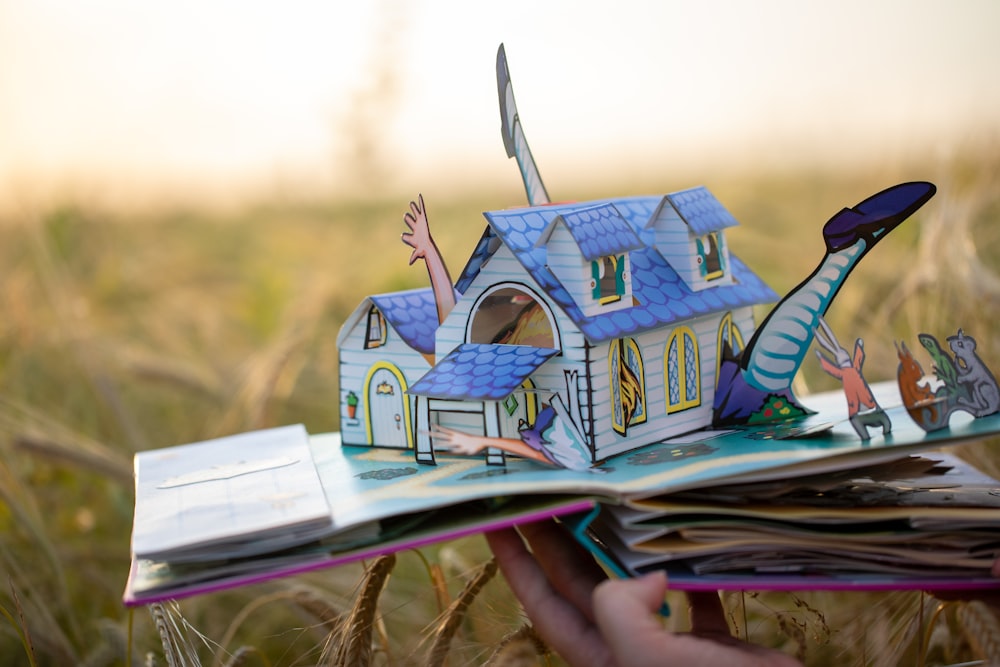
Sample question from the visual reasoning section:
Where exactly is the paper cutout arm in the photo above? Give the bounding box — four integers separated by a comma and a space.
852, 339, 865, 368
401, 194, 457, 324
815, 353, 843, 380
427, 425, 554, 466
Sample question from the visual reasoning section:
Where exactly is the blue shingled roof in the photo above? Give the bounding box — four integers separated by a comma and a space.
370, 288, 438, 355
456, 226, 501, 294
407, 343, 559, 400
453, 194, 778, 344
667, 186, 739, 235
548, 203, 644, 261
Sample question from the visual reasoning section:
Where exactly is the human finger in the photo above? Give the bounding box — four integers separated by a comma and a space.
594, 574, 803, 667
517, 520, 608, 621
486, 528, 611, 666
593, 572, 702, 666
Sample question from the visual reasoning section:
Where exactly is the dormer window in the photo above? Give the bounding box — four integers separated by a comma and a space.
696, 232, 725, 281
592, 254, 626, 304
365, 306, 387, 349
644, 187, 738, 291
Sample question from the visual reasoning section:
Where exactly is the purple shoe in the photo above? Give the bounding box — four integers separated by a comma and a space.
822, 181, 936, 252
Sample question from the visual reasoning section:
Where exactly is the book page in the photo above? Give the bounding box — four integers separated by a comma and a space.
131, 424, 334, 561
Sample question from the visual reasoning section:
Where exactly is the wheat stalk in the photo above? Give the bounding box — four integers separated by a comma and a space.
1, 552, 80, 662
291, 585, 346, 628
4, 578, 37, 667
80, 619, 133, 667
150, 603, 204, 667
220, 646, 260, 667
484, 624, 548, 667
957, 600, 1000, 663
150, 604, 182, 667
12, 432, 132, 483
776, 614, 807, 663
425, 557, 498, 667
323, 554, 396, 667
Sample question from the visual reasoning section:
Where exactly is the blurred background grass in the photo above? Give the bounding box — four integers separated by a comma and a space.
1, 148, 999, 665
2, 1, 1000, 663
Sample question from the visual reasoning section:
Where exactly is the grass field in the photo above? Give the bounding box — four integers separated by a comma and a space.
1, 149, 999, 665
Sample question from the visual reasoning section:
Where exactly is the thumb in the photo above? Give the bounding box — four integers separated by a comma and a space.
593, 574, 802, 667
592, 572, 674, 665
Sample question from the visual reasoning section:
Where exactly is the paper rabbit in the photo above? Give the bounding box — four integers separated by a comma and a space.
814, 316, 891, 440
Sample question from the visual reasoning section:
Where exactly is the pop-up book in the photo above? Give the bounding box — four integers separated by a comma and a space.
125, 45, 1000, 606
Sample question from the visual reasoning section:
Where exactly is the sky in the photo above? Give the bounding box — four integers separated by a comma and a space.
1, 0, 998, 206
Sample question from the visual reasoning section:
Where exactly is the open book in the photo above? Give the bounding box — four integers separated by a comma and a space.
125, 383, 1000, 606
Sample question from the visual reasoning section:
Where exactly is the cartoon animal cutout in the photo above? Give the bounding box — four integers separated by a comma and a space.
896, 341, 943, 428
948, 330, 1000, 415
896, 328, 999, 431
813, 316, 890, 440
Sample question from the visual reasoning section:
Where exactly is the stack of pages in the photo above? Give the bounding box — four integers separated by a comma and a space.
589, 453, 1000, 590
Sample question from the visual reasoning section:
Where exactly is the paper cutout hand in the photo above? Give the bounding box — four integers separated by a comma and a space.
426, 425, 487, 456
487, 522, 802, 667
400, 194, 457, 324
401, 194, 432, 265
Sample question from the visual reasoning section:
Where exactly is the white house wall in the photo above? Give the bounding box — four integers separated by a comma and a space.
338, 318, 431, 446
588, 306, 756, 461
544, 223, 591, 308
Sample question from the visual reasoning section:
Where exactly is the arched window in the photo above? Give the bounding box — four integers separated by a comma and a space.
665, 327, 701, 413
715, 312, 745, 382
609, 338, 646, 435
365, 306, 387, 349
468, 285, 557, 348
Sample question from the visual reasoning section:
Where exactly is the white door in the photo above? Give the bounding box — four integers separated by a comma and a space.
367, 366, 409, 448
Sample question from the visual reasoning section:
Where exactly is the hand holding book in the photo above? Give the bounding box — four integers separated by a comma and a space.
487, 523, 802, 667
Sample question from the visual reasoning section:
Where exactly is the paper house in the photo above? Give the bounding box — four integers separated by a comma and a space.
337, 190, 778, 464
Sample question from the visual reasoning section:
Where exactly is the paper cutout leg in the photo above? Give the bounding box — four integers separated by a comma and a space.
849, 410, 892, 440
497, 44, 550, 207
714, 182, 936, 427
